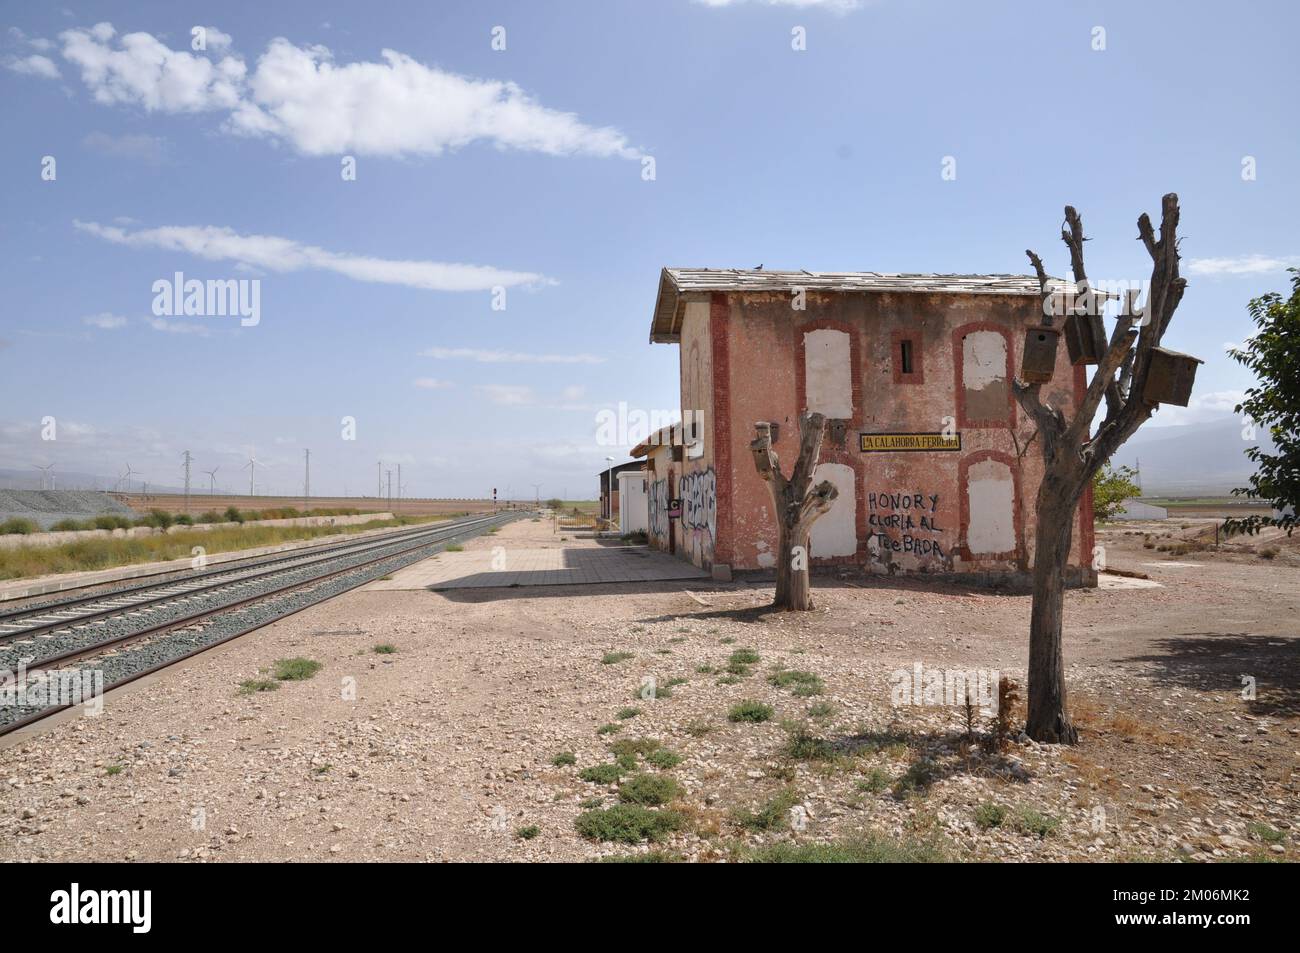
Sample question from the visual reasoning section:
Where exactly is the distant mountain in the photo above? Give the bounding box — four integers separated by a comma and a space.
1109, 418, 1273, 496
0, 468, 186, 494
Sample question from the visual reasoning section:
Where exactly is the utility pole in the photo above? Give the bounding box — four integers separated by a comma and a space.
386, 469, 392, 511
303, 448, 311, 512
397, 463, 402, 516
182, 450, 192, 514
531, 482, 541, 509
377, 461, 382, 499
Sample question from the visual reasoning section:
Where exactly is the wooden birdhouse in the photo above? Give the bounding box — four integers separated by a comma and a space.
1062, 312, 1102, 366
1141, 347, 1203, 407
1020, 326, 1060, 383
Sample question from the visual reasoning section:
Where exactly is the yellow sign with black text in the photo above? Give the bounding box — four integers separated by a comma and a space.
859, 432, 962, 453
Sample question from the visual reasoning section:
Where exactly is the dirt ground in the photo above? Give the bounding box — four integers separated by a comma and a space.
1, 518, 1295, 863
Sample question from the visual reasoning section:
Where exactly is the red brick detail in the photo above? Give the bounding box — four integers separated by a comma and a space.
952, 322, 1017, 430
793, 317, 864, 421
890, 328, 925, 385
956, 449, 1024, 563
710, 292, 733, 567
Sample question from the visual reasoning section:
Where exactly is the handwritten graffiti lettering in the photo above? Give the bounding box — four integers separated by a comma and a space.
867, 490, 946, 561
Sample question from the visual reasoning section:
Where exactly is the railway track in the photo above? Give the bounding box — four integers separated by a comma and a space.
0, 510, 518, 737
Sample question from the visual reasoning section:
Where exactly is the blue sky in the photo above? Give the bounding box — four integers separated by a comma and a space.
1, 0, 1296, 499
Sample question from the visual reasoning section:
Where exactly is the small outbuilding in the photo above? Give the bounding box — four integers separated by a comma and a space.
1113, 499, 1168, 521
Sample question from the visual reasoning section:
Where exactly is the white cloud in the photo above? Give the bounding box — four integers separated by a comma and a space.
196, 26, 232, 52
75, 220, 548, 292
1146, 389, 1247, 427
1187, 255, 1299, 276
145, 316, 210, 335
82, 312, 128, 329
412, 377, 453, 389
4, 53, 60, 79
52, 24, 639, 161
479, 384, 535, 406
60, 22, 245, 112
422, 346, 603, 363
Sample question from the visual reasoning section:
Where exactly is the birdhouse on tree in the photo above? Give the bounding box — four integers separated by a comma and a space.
1062, 311, 1102, 365
1020, 325, 1060, 383
1142, 347, 1203, 407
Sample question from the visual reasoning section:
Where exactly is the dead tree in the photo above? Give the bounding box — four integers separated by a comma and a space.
750, 412, 839, 610
1014, 193, 1192, 743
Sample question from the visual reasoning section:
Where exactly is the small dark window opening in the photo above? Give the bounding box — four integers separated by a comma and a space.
899, 339, 914, 375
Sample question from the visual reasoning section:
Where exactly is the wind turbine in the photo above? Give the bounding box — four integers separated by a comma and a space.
120, 462, 137, 494
204, 466, 220, 495
243, 455, 267, 496
34, 463, 54, 490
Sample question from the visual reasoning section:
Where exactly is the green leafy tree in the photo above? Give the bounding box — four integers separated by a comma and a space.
1225, 268, 1300, 536
1091, 464, 1141, 521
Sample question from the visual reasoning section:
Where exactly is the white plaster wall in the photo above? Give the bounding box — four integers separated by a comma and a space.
963, 330, 1006, 389
966, 458, 1015, 554
618, 473, 649, 534
804, 328, 852, 419
810, 462, 857, 558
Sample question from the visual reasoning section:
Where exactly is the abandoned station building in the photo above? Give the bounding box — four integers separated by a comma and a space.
635, 268, 1096, 586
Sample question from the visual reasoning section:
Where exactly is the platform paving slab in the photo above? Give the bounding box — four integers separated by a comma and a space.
365, 544, 708, 590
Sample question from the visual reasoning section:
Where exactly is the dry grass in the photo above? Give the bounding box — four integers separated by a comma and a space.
0, 515, 446, 580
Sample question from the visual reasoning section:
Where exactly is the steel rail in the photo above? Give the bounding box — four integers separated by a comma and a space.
0, 514, 499, 643
0, 512, 518, 738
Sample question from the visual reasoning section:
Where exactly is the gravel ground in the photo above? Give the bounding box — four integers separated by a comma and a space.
0, 515, 511, 728
0, 490, 135, 530
0, 518, 1295, 863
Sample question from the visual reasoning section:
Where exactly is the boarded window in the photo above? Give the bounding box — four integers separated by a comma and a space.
961, 330, 1010, 425
809, 463, 857, 558
965, 458, 1015, 556
804, 328, 852, 419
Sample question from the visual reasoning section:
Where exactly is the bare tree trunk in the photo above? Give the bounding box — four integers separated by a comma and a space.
1025, 469, 1081, 743
1013, 194, 1190, 744
752, 414, 837, 612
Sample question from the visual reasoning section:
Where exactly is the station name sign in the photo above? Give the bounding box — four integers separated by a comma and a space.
859, 432, 962, 453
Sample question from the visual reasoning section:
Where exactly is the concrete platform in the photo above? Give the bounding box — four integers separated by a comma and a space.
367, 544, 708, 590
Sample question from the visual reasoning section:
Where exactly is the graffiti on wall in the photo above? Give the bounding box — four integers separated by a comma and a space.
679, 468, 716, 566
649, 478, 669, 541
866, 490, 949, 566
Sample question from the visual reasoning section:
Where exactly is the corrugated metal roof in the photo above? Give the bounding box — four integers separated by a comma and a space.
650, 267, 1044, 342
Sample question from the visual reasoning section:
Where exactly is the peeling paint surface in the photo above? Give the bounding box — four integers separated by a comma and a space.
965, 458, 1015, 555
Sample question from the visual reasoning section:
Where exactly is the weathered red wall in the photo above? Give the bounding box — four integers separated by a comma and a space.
702, 289, 1093, 581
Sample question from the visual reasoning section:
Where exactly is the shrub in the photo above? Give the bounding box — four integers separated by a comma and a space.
0, 518, 37, 535
196, 511, 222, 524
1008, 807, 1059, 837
574, 804, 685, 843
731, 787, 800, 832
223, 505, 244, 524
174, 514, 194, 526
768, 669, 825, 697
617, 773, 683, 806
50, 519, 91, 531
551, 752, 576, 767
516, 825, 540, 840
238, 678, 279, 695
744, 835, 948, 863
729, 648, 761, 665
578, 763, 622, 784
644, 748, 683, 770
93, 515, 132, 530
728, 700, 773, 723
272, 657, 322, 681
974, 802, 1007, 829
601, 651, 634, 665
